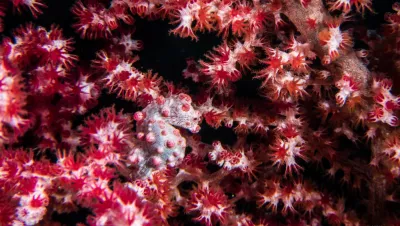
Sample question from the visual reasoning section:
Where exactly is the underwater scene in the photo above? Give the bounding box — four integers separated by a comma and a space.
0, 0, 399, 225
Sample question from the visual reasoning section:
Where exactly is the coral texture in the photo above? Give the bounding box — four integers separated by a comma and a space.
0, 0, 399, 225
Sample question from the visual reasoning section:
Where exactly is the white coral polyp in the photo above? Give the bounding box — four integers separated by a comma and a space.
16, 204, 47, 226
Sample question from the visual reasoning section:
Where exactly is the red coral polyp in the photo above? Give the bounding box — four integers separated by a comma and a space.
80, 107, 133, 152
186, 187, 231, 226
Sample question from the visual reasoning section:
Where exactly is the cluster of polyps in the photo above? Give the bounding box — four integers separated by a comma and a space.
328, 0, 373, 15
93, 50, 162, 101
0, 57, 29, 143
368, 78, 400, 127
